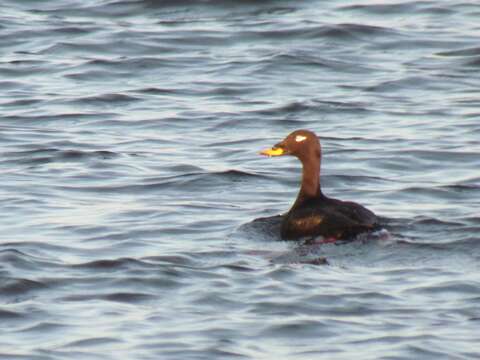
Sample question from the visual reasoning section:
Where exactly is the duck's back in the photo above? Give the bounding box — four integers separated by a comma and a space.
281, 196, 377, 240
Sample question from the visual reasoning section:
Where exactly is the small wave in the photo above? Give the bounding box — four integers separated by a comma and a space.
409, 216, 464, 227
73, 93, 140, 105
251, 98, 372, 117
142, 254, 194, 266
241, 23, 398, 43
340, 3, 412, 14
0, 309, 25, 320
364, 76, 437, 93
464, 57, 480, 67
0, 80, 24, 89
2, 148, 120, 166
8, 113, 109, 123
390, 183, 479, 203
254, 101, 312, 116
203, 138, 258, 148
259, 319, 336, 339
17, 321, 67, 334
62, 337, 122, 348
341, 2, 453, 16
51, 26, 94, 35
83, 56, 181, 71
53, 169, 265, 194
0, 278, 48, 296
132, 87, 177, 95
38, 40, 163, 57
403, 280, 480, 296
65, 69, 131, 81
71, 257, 154, 270
60, 292, 155, 304
437, 47, 480, 57
1, 98, 43, 107
0, 248, 54, 271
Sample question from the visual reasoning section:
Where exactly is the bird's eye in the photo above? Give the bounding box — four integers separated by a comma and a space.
295, 135, 307, 143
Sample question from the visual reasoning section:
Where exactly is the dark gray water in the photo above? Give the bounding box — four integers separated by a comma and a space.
1, 1, 480, 359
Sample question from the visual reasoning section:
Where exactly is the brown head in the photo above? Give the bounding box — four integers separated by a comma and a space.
260, 129, 323, 201
259, 129, 321, 163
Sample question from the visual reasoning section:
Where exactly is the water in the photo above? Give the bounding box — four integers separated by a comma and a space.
1, 0, 480, 359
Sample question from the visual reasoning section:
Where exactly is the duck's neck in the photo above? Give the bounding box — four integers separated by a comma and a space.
292, 154, 323, 208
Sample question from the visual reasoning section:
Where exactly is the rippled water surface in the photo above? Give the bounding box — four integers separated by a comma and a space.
1, 1, 480, 359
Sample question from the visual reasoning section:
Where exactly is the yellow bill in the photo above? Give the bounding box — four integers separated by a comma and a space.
259, 147, 284, 157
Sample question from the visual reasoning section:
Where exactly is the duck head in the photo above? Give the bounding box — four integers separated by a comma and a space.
260, 129, 321, 162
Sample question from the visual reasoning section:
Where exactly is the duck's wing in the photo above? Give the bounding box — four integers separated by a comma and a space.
335, 200, 378, 227
281, 205, 374, 240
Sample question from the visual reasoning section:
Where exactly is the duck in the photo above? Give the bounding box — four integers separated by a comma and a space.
260, 129, 378, 241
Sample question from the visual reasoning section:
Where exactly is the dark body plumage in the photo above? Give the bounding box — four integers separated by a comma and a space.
260, 129, 378, 241
281, 194, 377, 240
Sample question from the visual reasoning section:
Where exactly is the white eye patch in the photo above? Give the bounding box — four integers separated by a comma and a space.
295, 135, 307, 142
